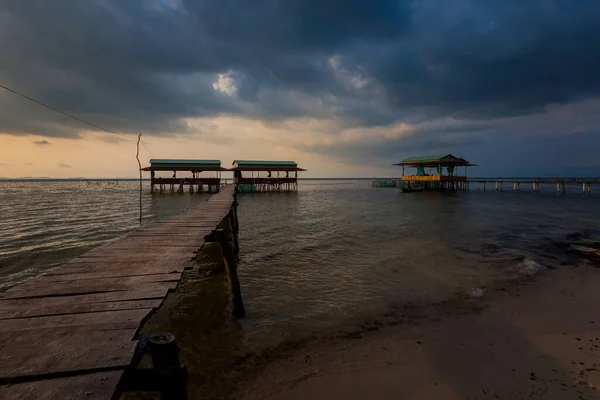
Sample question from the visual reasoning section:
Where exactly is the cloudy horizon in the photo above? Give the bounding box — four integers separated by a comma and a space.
1, 0, 600, 178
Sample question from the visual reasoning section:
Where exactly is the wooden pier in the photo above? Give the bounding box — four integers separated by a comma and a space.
470, 178, 600, 194
0, 185, 240, 399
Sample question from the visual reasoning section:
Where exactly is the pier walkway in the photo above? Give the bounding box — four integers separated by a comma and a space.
470, 177, 600, 193
0, 185, 237, 399
371, 177, 600, 194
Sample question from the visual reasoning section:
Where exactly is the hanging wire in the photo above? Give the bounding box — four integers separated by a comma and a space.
0, 83, 132, 140
140, 138, 155, 159
1, 82, 151, 224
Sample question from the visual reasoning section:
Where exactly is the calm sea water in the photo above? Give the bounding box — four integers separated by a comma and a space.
0, 181, 211, 289
2, 180, 600, 396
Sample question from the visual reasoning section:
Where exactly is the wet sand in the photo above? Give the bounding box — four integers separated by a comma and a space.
233, 264, 600, 399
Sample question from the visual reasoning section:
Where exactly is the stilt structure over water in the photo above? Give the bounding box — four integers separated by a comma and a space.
231, 160, 306, 192
142, 159, 228, 193
393, 154, 476, 192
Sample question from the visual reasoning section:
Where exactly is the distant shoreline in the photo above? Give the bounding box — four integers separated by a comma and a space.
0, 177, 384, 182
2, 176, 600, 182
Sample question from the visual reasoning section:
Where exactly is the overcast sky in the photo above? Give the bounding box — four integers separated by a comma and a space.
1, 0, 600, 178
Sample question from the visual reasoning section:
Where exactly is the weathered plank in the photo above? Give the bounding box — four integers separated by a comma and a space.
24, 273, 181, 284
44, 264, 192, 277
155, 218, 225, 223
75, 250, 180, 258
0, 326, 136, 379
0, 287, 170, 309
0, 309, 152, 332
151, 222, 224, 226
0, 371, 123, 400
125, 232, 211, 238
110, 235, 206, 243
0, 299, 162, 320
58, 257, 194, 270
0, 282, 177, 299
113, 241, 202, 247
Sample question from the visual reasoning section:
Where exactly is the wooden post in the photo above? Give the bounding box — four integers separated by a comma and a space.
231, 201, 240, 236
495, 181, 498, 191
583, 183, 586, 194
227, 210, 239, 254
556, 182, 560, 193
221, 237, 245, 318
148, 333, 187, 400
205, 230, 245, 318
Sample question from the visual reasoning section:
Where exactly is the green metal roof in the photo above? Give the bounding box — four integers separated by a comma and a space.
150, 159, 221, 167
232, 160, 297, 167
400, 154, 455, 163
393, 154, 474, 167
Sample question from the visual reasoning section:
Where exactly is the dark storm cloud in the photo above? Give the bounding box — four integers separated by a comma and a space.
33, 140, 52, 145
1, 0, 600, 139
302, 122, 492, 167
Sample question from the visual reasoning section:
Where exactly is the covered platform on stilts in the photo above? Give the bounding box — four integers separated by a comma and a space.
231, 160, 306, 192
142, 159, 228, 193
393, 154, 476, 192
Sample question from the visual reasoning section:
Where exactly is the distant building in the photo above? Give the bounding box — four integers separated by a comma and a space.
392, 154, 476, 191
231, 160, 306, 192
141, 159, 227, 193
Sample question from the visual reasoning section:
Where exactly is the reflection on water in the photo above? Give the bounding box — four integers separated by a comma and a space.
2, 180, 600, 397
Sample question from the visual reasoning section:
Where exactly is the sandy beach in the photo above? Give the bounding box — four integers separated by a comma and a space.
232, 263, 600, 400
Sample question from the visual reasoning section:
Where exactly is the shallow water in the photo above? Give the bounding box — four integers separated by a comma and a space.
234, 182, 600, 345
0, 180, 210, 288
2, 180, 600, 397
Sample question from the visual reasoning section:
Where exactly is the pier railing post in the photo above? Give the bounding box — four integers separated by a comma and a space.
148, 333, 187, 400
227, 209, 240, 254
205, 229, 246, 318
118, 332, 187, 399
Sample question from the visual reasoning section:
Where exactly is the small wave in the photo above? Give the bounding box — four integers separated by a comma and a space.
464, 286, 485, 299
513, 258, 546, 276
